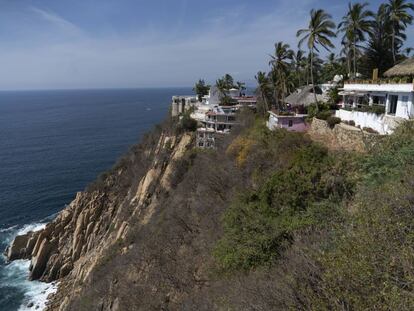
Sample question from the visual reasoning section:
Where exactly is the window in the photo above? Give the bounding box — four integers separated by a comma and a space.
388, 95, 398, 115
288, 120, 293, 127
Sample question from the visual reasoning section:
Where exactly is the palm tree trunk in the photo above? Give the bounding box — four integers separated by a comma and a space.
353, 37, 357, 78
297, 68, 302, 87
310, 48, 318, 111
392, 26, 396, 64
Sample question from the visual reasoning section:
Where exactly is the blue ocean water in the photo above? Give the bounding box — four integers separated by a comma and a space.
0, 88, 190, 310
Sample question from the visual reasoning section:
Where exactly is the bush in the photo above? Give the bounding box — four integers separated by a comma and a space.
326, 116, 341, 128
316, 110, 333, 121
179, 113, 198, 132
306, 103, 331, 118
348, 120, 355, 126
360, 105, 385, 115
277, 111, 295, 116
214, 141, 353, 272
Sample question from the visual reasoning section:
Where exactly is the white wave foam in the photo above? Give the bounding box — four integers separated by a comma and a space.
17, 223, 46, 236
0, 225, 18, 233
0, 218, 57, 310
1, 260, 57, 311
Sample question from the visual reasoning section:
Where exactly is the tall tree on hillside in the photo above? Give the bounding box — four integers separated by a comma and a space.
223, 74, 235, 89
292, 49, 307, 87
297, 9, 336, 108
269, 41, 294, 110
338, 2, 373, 78
215, 78, 229, 104
255, 71, 272, 115
384, 0, 414, 64
361, 4, 394, 76
320, 53, 345, 82
340, 33, 353, 77
193, 79, 210, 102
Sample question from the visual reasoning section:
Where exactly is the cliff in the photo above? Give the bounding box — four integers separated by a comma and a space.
6, 116, 414, 311
5, 119, 202, 310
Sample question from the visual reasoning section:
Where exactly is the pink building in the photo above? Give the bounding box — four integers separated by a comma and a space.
267, 111, 309, 132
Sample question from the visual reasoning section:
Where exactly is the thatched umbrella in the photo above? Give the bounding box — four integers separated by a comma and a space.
384, 58, 414, 78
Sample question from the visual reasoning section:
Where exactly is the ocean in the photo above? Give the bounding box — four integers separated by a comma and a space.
0, 88, 189, 310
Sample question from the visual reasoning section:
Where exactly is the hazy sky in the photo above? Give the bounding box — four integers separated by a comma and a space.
0, 0, 412, 90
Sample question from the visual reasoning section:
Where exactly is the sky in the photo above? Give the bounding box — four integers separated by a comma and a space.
0, 0, 412, 90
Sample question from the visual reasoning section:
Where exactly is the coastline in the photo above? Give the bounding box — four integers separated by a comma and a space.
1, 221, 57, 310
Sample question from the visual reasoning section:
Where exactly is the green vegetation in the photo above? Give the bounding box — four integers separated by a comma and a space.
213, 119, 414, 309
344, 104, 386, 115
193, 79, 210, 102
326, 116, 341, 128
214, 121, 354, 271
178, 111, 198, 132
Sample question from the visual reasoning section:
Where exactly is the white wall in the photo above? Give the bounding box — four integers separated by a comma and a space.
336, 109, 392, 134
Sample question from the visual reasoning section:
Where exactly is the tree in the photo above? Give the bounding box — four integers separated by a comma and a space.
269, 41, 294, 110
360, 4, 394, 77
384, 0, 414, 64
338, 2, 373, 78
255, 71, 272, 115
297, 9, 336, 109
223, 74, 235, 89
193, 79, 210, 102
320, 53, 345, 82
292, 49, 307, 87
215, 78, 227, 99
236, 81, 246, 96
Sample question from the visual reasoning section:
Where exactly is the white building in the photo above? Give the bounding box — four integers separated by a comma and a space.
171, 96, 198, 117
172, 82, 257, 148
336, 60, 414, 134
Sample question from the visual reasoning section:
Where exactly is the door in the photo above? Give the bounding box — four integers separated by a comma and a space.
388, 95, 398, 115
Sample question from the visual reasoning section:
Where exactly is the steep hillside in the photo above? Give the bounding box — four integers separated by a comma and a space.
6, 114, 414, 311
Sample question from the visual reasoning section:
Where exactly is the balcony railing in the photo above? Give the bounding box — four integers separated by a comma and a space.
345, 77, 414, 85
342, 104, 385, 115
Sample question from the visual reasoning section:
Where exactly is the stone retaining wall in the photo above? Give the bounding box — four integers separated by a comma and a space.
308, 118, 384, 153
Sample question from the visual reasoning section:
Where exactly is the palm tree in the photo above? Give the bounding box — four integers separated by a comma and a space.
223, 74, 235, 89
255, 71, 271, 115
236, 81, 246, 96
338, 2, 373, 78
269, 41, 294, 110
384, 0, 414, 64
297, 9, 336, 108
362, 4, 394, 76
215, 78, 228, 104
292, 49, 306, 87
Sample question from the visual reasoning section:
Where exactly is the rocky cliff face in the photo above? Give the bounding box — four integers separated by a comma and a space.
5, 123, 197, 310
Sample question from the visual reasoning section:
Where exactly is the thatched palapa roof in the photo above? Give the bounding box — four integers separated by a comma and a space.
384, 58, 414, 77
285, 85, 326, 107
